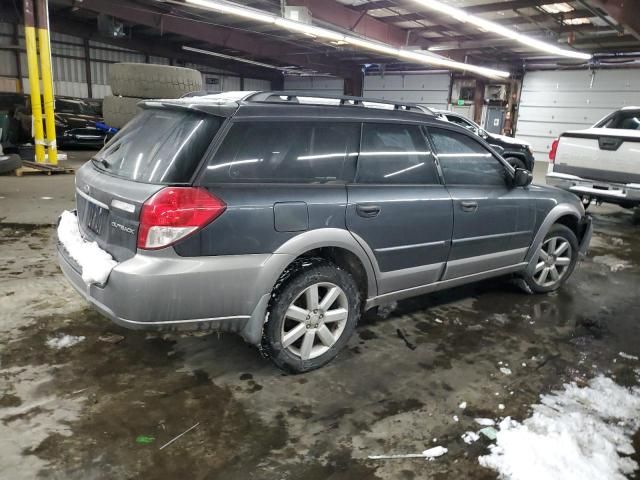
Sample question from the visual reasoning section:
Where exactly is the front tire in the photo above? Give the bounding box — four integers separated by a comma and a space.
262, 259, 360, 373
520, 224, 579, 294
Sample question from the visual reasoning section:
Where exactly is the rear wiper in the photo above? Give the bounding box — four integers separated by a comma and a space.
92, 157, 110, 169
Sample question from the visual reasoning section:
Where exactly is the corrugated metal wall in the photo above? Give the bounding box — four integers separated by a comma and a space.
363, 72, 450, 108
516, 69, 640, 158
284, 76, 345, 95
0, 22, 273, 99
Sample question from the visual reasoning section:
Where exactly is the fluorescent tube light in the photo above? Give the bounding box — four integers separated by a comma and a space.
183, 0, 510, 78
408, 0, 591, 60
182, 45, 287, 70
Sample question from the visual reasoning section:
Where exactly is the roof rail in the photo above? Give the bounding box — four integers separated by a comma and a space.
244, 91, 431, 114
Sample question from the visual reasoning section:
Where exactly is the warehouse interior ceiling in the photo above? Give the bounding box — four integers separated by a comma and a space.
3, 0, 640, 80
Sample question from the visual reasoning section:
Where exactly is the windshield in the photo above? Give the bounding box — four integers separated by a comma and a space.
56, 99, 94, 115
93, 108, 222, 184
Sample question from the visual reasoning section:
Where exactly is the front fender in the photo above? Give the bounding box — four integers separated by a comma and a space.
524, 203, 583, 274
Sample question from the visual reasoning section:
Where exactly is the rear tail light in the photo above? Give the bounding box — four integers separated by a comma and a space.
549, 138, 559, 163
137, 187, 226, 250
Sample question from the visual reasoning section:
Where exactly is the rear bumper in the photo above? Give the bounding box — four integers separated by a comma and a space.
546, 172, 640, 206
57, 240, 289, 339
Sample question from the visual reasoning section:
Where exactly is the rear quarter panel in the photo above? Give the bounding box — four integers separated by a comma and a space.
173, 184, 348, 256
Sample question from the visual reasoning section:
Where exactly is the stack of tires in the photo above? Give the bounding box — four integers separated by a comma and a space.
103, 63, 203, 129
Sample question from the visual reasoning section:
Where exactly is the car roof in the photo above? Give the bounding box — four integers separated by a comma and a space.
142, 90, 440, 123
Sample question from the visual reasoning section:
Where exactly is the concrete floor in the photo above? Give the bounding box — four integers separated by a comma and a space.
1, 152, 639, 479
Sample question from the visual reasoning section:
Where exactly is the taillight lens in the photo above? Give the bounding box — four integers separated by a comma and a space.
549, 138, 559, 163
137, 187, 226, 250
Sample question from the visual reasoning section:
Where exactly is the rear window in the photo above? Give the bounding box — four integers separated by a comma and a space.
202, 121, 359, 183
597, 111, 640, 130
93, 109, 221, 184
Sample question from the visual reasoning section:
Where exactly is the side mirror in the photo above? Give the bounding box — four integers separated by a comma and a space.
513, 167, 533, 187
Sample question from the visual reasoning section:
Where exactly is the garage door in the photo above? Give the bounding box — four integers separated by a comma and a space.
363, 72, 450, 109
283, 76, 345, 96
516, 69, 640, 158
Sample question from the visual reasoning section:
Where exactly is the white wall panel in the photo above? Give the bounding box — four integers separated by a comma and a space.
284, 76, 344, 95
516, 69, 640, 158
244, 78, 271, 91
364, 72, 450, 108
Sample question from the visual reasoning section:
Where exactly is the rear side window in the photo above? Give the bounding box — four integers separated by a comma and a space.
93, 109, 221, 184
356, 123, 439, 184
429, 127, 507, 186
203, 122, 359, 183
598, 111, 640, 130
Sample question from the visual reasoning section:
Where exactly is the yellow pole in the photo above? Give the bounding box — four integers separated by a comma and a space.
23, 0, 46, 163
36, 0, 57, 165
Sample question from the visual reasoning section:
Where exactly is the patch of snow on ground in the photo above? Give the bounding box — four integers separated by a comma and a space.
475, 418, 496, 426
500, 367, 512, 375
479, 376, 640, 480
46, 334, 85, 350
423, 446, 447, 459
462, 431, 480, 444
619, 352, 639, 361
57, 210, 117, 285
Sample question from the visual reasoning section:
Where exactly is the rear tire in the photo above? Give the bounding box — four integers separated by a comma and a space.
262, 259, 360, 373
520, 224, 579, 294
505, 157, 527, 171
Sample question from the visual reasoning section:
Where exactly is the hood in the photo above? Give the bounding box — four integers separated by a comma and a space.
56, 112, 101, 128
487, 132, 531, 147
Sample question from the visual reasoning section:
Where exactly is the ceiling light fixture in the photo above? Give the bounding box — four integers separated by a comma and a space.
408, 0, 591, 59
182, 0, 510, 78
540, 3, 575, 14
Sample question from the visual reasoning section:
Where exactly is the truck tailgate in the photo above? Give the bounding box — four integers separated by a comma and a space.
553, 128, 640, 184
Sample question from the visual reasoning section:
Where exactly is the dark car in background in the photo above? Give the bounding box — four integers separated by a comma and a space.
11, 95, 108, 149
431, 109, 535, 172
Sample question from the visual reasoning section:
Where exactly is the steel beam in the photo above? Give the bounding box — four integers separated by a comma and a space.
50, 0, 347, 76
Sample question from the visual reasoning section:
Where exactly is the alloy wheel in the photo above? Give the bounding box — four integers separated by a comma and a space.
280, 282, 349, 360
533, 236, 573, 288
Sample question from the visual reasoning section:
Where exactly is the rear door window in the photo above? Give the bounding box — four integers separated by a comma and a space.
92, 108, 221, 184
356, 123, 439, 184
203, 121, 359, 183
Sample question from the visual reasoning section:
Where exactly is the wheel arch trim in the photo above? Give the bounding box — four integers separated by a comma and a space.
524, 204, 582, 274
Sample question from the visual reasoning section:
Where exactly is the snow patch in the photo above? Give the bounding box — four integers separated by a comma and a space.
619, 352, 639, 361
459, 401, 467, 409
46, 334, 85, 350
500, 367, 512, 375
479, 376, 640, 480
475, 418, 496, 426
423, 446, 447, 459
462, 431, 480, 444
57, 210, 117, 285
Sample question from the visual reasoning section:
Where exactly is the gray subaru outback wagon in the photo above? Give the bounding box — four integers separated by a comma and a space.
58, 91, 592, 373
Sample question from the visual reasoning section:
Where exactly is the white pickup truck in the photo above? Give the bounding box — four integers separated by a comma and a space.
546, 106, 640, 209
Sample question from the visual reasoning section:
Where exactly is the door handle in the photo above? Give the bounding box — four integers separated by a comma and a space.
460, 201, 478, 212
356, 204, 381, 218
